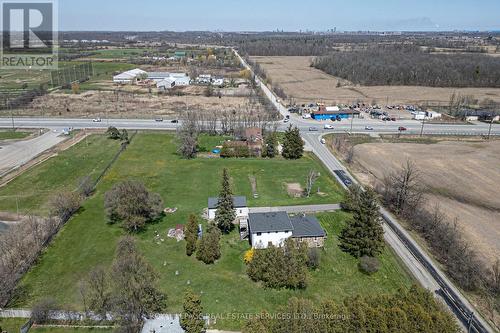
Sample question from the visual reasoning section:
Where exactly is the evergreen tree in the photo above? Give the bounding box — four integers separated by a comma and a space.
215, 168, 236, 233
339, 189, 385, 258
340, 184, 363, 212
282, 125, 304, 159
180, 289, 205, 333
196, 227, 221, 264
185, 214, 199, 256
262, 132, 277, 158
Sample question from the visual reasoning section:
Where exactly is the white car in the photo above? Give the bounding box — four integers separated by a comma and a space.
324, 124, 334, 129
320, 138, 326, 144
365, 126, 373, 130
283, 118, 290, 123
302, 114, 311, 119
92, 118, 102, 123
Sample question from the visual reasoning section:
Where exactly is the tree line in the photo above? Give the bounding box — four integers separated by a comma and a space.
243, 286, 459, 333
380, 160, 500, 325
312, 44, 500, 87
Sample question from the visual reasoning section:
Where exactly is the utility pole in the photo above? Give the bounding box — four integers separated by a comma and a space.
420, 117, 425, 137
487, 117, 493, 140
9, 99, 15, 130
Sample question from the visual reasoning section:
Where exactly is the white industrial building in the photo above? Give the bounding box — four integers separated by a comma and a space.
113, 68, 147, 84
113, 70, 190, 89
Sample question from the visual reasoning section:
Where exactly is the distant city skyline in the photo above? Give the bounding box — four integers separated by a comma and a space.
58, 0, 499, 32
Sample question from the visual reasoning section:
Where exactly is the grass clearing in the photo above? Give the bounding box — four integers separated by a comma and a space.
0, 135, 121, 215
12, 133, 412, 330
0, 130, 32, 141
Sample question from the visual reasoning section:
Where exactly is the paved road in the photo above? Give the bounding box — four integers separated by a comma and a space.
1, 116, 499, 137
249, 203, 339, 214
236, 50, 494, 332
0, 130, 66, 176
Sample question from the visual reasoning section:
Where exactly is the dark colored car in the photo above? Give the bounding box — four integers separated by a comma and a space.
308, 127, 319, 132
171, 119, 179, 123
398, 126, 407, 131
155, 118, 163, 122
334, 170, 353, 187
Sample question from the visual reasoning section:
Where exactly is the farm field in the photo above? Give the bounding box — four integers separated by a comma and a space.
0, 135, 121, 216
11, 132, 412, 330
250, 56, 500, 106
341, 138, 500, 265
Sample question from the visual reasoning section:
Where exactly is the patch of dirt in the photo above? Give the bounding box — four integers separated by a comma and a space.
251, 56, 500, 106
286, 182, 303, 198
350, 140, 500, 265
14, 90, 264, 118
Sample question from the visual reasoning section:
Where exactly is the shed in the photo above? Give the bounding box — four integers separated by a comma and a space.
208, 196, 248, 220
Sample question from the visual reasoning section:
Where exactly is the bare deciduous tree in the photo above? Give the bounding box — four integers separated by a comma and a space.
305, 170, 320, 198
383, 160, 425, 218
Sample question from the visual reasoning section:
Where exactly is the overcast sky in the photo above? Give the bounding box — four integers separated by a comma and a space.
58, 0, 500, 31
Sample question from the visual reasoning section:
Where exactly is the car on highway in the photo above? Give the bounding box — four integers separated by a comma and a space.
324, 124, 334, 129
320, 138, 326, 144
155, 118, 163, 122
170, 119, 179, 123
308, 127, 319, 132
365, 126, 373, 130
398, 126, 407, 131
92, 118, 101, 122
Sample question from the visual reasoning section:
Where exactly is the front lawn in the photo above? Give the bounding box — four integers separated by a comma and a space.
13, 133, 412, 330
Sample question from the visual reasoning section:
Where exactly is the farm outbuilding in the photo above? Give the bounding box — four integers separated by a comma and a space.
207, 196, 248, 220
113, 68, 147, 84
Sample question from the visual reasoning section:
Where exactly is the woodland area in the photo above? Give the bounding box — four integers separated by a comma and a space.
312, 45, 500, 87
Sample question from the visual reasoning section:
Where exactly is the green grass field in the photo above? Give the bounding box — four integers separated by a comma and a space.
11, 133, 412, 330
0, 318, 112, 333
0, 135, 121, 215
0, 130, 32, 141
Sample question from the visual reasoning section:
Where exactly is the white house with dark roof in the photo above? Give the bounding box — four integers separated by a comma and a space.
207, 196, 248, 221
247, 212, 326, 249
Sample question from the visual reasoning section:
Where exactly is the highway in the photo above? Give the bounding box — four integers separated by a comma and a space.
1, 116, 499, 137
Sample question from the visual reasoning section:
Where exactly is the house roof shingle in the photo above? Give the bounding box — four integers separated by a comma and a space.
248, 212, 293, 233
290, 215, 326, 238
208, 196, 247, 209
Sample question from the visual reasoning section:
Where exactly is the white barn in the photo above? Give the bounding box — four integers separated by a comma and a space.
207, 196, 248, 221
157, 78, 176, 90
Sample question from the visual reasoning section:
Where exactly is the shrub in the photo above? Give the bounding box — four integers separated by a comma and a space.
104, 181, 164, 232
196, 227, 221, 264
31, 298, 57, 324
244, 249, 255, 264
358, 256, 380, 275
306, 248, 320, 270
48, 191, 82, 221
